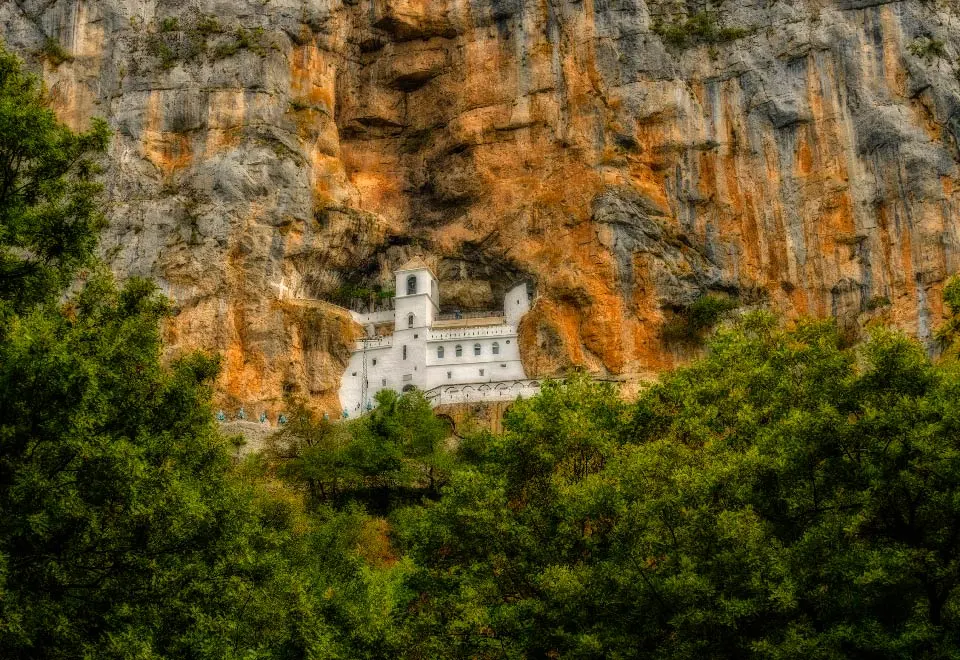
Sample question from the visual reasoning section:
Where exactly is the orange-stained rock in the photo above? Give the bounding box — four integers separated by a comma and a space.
5, 0, 960, 411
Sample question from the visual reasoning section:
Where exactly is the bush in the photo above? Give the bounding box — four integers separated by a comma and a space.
147, 36, 178, 69
40, 37, 73, 66
215, 26, 271, 59
146, 15, 222, 69
866, 295, 891, 311
195, 15, 221, 36
909, 37, 947, 60
661, 294, 738, 343
653, 11, 753, 49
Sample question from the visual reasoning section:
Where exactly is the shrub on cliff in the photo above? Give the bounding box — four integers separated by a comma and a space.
653, 11, 753, 49
661, 293, 739, 344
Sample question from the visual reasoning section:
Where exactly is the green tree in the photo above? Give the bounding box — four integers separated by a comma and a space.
399, 319, 960, 659
614, 315, 960, 657
936, 275, 960, 358
369, 389, 451, 493
347, 389, 452, 497
267, 399, 353, 505
0, 277, 256, 655
396, 374, 629, 658
0, 44, 346, 658
0, 44, 108, 316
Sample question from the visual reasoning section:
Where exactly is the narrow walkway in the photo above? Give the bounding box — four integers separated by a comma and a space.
423, 379, 543, 406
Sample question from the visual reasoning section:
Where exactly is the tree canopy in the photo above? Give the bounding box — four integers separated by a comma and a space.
397, 319, 960, 658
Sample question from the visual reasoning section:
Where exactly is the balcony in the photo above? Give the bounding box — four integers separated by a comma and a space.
353, 335, 394, 351
433, 310, 506, 329
428, 324, 515, 341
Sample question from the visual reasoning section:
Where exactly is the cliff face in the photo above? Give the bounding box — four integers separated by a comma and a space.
5, 0, 960, 412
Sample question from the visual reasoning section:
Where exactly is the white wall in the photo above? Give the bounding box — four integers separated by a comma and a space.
338, 269, 531, 414
339, 327, 526, 413
424, 331, 524, 389
504, 281, 531, 327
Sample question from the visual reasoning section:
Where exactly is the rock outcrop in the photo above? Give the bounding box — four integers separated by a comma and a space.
4, 0, 960, 411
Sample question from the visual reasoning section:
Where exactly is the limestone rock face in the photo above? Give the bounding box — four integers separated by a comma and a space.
6, 0, 960, 410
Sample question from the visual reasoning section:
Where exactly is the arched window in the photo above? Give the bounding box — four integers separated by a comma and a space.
492, 342, 500, 355
474, 343, 481, 356
455, 344, 462, 357
437, 346, 444, 359
402, 345, 407, 360
407, 313, 415, 328
406, 275, 417, 295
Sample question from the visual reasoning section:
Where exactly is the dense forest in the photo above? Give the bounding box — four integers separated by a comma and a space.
1, 44, 959, 658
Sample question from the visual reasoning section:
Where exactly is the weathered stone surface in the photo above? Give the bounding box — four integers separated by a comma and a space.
6, 0, 960, 411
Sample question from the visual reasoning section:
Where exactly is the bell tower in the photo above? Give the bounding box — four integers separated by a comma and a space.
394, 256, 439, 329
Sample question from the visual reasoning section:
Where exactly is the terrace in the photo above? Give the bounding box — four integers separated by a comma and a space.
432, 310, 506, 329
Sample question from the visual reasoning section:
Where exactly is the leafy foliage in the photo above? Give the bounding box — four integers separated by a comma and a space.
909, 37, 948, 61
0, 43, 399, 658
653, 11, 753, 49
937, 275, 960, 358
1, 277, 273, 656
0, 45, 108, 316
146, 14, 223, 70
39, 37, 73, 66
396, 319, 960, 658
267, 389, 452, 509
214, 27, 273, 59
661, 293, 739, 343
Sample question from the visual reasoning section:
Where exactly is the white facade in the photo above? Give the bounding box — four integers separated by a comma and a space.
338, 259, 531, 414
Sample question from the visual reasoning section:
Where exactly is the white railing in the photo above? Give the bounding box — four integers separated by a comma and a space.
354, 335, 394, 351
429, 325, 516, 341
436, 310, 505, 321
423, 379, 542, 406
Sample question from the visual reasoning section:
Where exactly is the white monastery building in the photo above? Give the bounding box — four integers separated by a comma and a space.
338, 257, 532, 414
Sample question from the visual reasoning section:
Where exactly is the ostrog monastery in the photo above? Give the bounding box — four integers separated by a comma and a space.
338, 258, 531, 413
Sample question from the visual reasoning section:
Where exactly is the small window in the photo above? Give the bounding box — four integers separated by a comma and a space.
437, 346, 444, 359
506, 340, 511, 344
408, 313, 415, 328
372, 358, 377, 366
381, 378, 386, 386
447, 371, 452, 379
492, 342, 500, 355
351, 372, 357, 377
480, 369, 485, 376
402, 345, 407, 360
406, 275, 417, 295
455, 344, 462, 357
474, 343, 481, 356
414, 334, 418, 339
